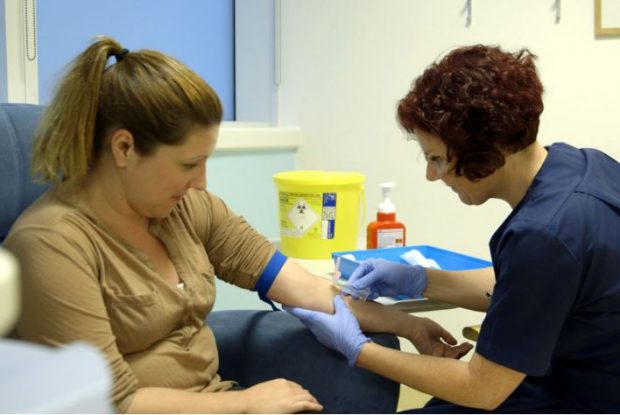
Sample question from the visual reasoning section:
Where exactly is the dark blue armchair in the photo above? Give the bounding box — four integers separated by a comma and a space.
0, 103, 400, 413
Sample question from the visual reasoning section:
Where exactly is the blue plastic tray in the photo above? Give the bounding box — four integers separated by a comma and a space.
332, 245, 491, 280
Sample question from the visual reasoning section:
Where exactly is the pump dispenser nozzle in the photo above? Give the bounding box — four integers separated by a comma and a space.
378, 182, 396, 213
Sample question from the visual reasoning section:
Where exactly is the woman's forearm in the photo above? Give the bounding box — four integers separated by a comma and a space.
268, 259, 339, 313
127, 387, 248, 414
269, 259, 469, 341
270, 260, 426, 338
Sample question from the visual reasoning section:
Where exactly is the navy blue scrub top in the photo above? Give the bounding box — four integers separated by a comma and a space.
475, 143, 620, 412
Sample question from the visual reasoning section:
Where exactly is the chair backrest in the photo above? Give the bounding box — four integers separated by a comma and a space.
0, 103, 49, 243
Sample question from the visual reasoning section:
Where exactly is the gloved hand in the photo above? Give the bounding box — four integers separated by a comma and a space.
284, 296, 369, 367
347, 258, 427, 300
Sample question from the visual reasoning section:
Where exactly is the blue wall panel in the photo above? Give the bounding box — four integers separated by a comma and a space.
37, 0, 235, 120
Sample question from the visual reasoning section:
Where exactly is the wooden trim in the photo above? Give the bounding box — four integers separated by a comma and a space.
595, 0, 620, 36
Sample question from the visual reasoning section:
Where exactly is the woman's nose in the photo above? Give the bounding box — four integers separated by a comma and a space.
191, 163, 207, 190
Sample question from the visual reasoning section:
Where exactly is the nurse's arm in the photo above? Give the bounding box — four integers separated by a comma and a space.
424, 266, 496, 312
357, 344, 525, 411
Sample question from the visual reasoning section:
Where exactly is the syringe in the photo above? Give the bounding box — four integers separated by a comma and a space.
332, 256, 371, 301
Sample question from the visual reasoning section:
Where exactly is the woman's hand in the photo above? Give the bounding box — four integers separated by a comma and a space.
241, 378, 323, 413
405, 316, 473, 359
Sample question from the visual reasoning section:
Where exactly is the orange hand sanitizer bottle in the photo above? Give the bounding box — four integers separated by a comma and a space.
366, 182, 406, 249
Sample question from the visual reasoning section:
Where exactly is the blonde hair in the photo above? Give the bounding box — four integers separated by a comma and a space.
32, 36, 222, 189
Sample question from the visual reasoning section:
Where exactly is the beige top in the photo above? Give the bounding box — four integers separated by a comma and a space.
4, 188, 275, 412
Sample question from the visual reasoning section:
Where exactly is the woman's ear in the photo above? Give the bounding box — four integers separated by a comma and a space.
110, 129, 135, 168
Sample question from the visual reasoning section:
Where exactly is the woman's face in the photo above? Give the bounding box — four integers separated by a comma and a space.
123, 125, 219, 218
414, 128, 501, 206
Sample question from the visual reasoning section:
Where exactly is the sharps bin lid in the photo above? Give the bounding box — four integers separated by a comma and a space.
273, 171, 365, 186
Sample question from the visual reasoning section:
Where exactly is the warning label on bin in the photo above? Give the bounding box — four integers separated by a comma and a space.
287, 198, 319, 235
278, 191, 336, 240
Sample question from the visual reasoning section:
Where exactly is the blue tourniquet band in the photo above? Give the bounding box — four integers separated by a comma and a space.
255, 250, 287, 311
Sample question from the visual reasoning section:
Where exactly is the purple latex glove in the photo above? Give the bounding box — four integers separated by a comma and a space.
284, 296, 369, 367
347, 258, 428, 300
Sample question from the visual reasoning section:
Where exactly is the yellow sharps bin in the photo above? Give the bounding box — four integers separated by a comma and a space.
273, 171, 365, 259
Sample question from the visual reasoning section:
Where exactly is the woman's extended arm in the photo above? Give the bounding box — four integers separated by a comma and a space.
267, 259, 472, 358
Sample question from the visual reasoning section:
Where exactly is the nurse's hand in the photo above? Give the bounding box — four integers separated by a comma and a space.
407, 316, 474, 359
347, 259, 427, 299
284, 296, 369, 367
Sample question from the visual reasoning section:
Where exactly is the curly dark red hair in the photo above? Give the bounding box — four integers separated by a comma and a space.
397, 45, 544, 181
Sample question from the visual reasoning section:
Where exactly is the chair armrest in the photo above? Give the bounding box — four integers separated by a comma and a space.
207, 309, 400, 414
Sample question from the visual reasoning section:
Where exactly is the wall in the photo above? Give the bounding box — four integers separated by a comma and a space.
278, 0, 620, 261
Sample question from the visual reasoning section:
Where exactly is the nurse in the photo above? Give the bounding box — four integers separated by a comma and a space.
286, 44, 620, 412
